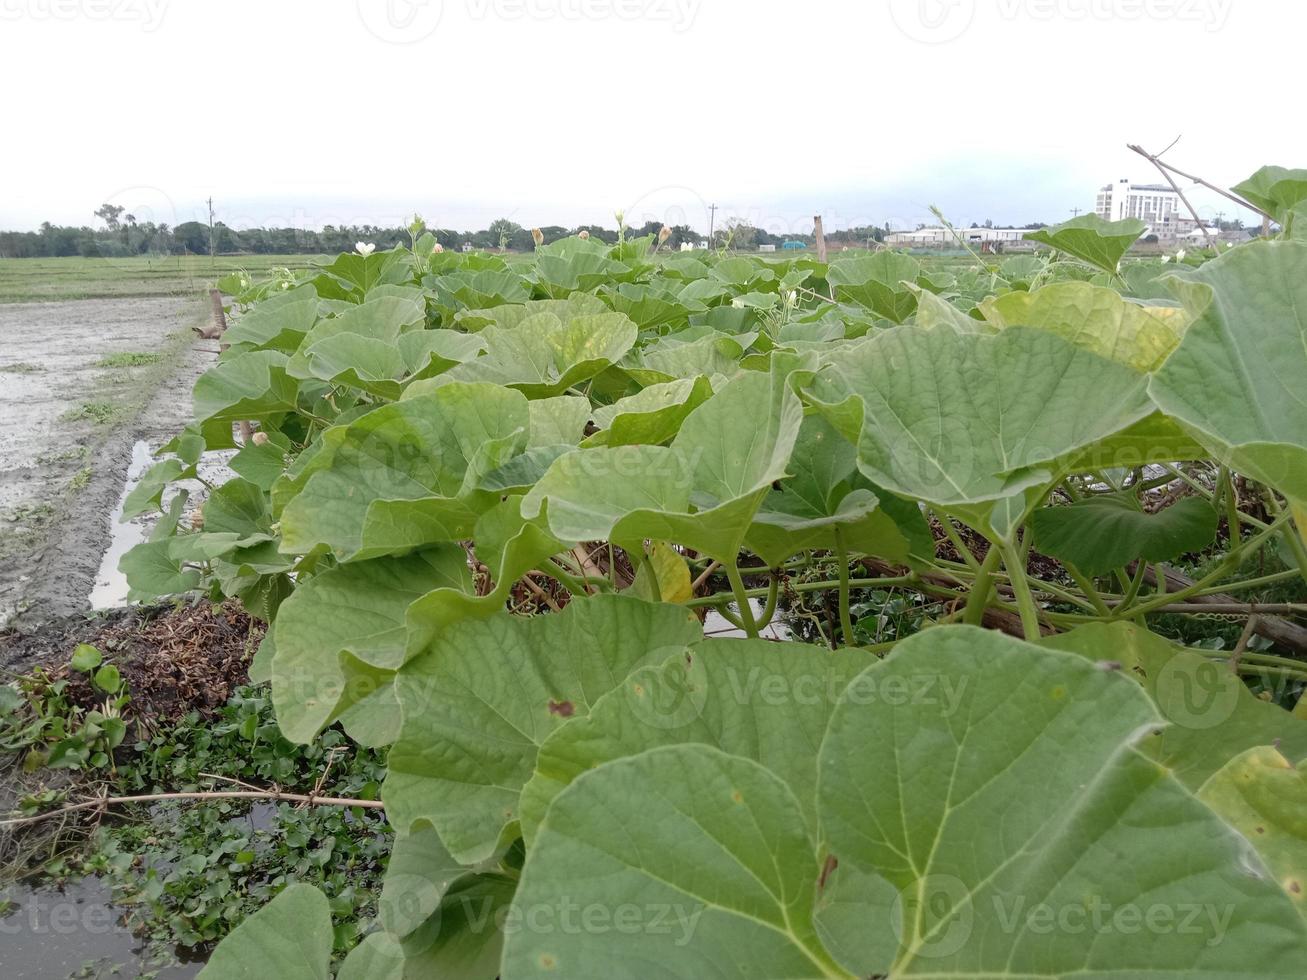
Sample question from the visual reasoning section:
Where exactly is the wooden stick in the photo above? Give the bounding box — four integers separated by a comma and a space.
1127, 142, 1216, 249
1126, 143, 1272, 221
2, 788, 383, 829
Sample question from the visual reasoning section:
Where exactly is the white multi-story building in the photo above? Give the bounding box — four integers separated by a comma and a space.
1094, 179, 1182, 229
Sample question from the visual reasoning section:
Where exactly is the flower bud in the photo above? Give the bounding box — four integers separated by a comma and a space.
532, 228, 544, 247
432, 242, 444, 253
658, 225, 672, 244
578, 230, 590, 240
251, 431, 269, 446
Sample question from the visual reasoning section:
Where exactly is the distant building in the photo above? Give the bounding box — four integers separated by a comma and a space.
1093, 178, 1198, 242
461, 242, 474, 252
883, 226, 1030, 250
758, 243, 777, 252
781, 240, 806, 250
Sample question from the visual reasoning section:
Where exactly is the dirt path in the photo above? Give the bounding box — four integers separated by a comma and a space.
0, 297, 211, 626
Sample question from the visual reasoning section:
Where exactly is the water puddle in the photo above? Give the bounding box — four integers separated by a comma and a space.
90, 441, 236, 610
702, 598, 791, 640
0, 877, 204, 979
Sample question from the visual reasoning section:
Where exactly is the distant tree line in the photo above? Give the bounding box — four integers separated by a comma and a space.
0, 206, 999, 258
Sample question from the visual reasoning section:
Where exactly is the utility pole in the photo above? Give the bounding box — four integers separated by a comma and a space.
707, 203, 717, 248
1070, 207, 1083, 217
206, 196, 216, 273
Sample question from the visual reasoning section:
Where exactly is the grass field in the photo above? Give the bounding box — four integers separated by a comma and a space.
0, 254, 324, 303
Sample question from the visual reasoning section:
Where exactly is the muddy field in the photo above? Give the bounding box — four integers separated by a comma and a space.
0, 297, 210, 627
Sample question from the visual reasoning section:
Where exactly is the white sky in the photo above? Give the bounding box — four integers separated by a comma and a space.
1, 0, 1301, 235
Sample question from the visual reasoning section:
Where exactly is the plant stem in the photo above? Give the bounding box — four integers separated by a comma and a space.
834, 527, 856, 646
998, 538, 1042, 641
1064, 564, 1113, 617
962, 546, 1004, 626
725, 563, 760, 639
685, 576, 915, 608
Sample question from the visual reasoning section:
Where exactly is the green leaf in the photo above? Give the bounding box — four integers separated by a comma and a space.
438, 312, 637, 397
221, 285, 320, 351
1043, 622, 1307, 789
383, 595, 702, 862
819, 625, 1307, 975
803, 325, 1153, 531
746, 415, 911, 568
1030, 493, 1218, 575
980, 281, 1185, 372
581, 376, 714, 448
1149, 240, 1307, 503
1233, 166, 1307, 226
503, 745, 846, 979
523, 367, 804, 561
193, 350, 299, 424
1199, 746, 1307, 919
520, 639, 877, 846
1024, 214, 1146, 274
827, 253, 921, 323
120, 458, 188, 520
526, 395, 590, 448
272, 546, 471, 745
92, 664, 121, 694
197, 883, 331, 980
279, 383, 529, 561
71, 644, 102, 672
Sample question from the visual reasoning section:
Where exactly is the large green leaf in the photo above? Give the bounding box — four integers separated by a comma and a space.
1030, 492, 1217, 575
1199, 746, 1307, 920
271, 546, 471, 745
278, 383, 528, 560
383, 595, 702, 862
502, 745, 848, 979
745, 415, 911, 567
827, 253, 921, 323
193, 350, 299, 423
1149, 240, 1307, 502
819, 625, 1307, 976
1024, 214, 1146, 274
581, 376, 714, 448
1233, 166, 1307, 226
980, 281, 1184, 371
1044, 622, 1307, 788
197, 883, 331, 980
803, 325, 1153, 530
221, 284, 320, 351
519, 639, 878, 845
522, 367, 804, 560
436, 311, 637, 397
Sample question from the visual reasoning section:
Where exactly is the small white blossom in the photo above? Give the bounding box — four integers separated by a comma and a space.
280, 281, 291, 289
1175, 249, 1187, 261
355, 242, 376, 257
785, 290, 798, 306
1225, 241, 1233, 249
731, 298, 745, 309
1160, 255, 1171, 264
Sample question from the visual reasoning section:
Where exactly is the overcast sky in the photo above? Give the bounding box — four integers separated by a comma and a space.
1, 0, 1299, 235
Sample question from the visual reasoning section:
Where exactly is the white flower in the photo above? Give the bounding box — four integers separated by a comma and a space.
1225, 242, 1233, 249
731, 298, 745, 309
355, 242, 375, 256
280, 281, 291, 289
1175, 249, 1186, 261
614, 210, 625, 227
1160, 255, 1171, 263
785, 290, 798, 306
238, 277, 249, 289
